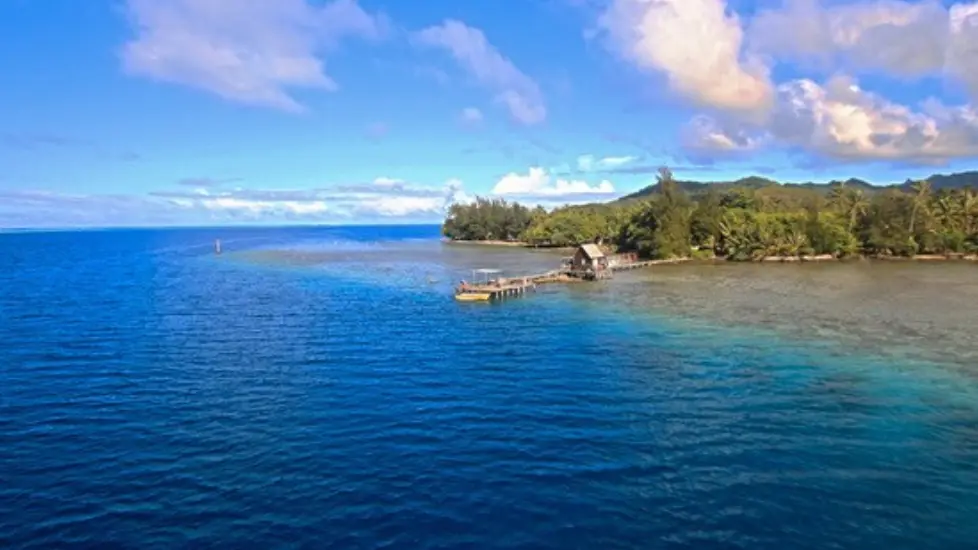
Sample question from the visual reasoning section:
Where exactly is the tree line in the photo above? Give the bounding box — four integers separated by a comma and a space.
442, 168, 978, 260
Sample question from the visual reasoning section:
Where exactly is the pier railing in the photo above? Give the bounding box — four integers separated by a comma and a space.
456, 257, 689, 300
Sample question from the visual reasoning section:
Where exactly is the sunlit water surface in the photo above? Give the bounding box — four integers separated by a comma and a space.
2, 225, 977, 549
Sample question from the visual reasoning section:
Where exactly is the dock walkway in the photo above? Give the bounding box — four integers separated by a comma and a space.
610, 259, 662, 271
454, 249, 688, 302
454, 269, 583, 301
460, 278, 536, 299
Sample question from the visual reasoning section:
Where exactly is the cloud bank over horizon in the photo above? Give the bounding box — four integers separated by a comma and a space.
0, 170, 621, 228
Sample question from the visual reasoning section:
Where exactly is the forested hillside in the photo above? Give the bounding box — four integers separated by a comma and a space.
616, 171, 978, 203
443, 169, 978, 260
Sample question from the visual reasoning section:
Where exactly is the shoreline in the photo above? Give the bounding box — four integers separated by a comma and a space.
667, 254, 978, 264
444, 239, 978, 263
443, 239, 530, 247
443, 239, 576, 252
747, 254, 978, 263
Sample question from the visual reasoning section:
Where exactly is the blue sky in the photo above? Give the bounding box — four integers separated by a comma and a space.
1, 0, 977, 227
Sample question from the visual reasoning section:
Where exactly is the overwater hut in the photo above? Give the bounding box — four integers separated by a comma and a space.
569, 244, 609, 278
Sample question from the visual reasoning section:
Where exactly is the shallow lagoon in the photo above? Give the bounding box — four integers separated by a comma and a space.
3, 226, 978, 549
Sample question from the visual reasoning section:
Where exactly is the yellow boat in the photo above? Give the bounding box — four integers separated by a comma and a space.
455, 268, 501, 302
455, 292, 492, 302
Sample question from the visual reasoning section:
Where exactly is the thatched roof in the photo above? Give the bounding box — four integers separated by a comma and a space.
579, 244, 605, 259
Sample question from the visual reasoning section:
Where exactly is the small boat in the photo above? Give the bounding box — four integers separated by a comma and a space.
454, 268, 502, 303
454, 292, 491, 302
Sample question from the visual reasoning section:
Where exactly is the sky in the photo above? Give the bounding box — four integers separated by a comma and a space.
1, 0, 977, 227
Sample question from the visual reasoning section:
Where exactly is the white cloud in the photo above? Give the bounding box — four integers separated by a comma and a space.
597, 0, 772, 112
577, 154, 637, 171
199, 196, 331, 216
445, 178, 474, 205
749, 0, 944, 75
689, 75, 978, 163
773, 76, 978, 161
121, 0, 388, 111
355, 196, 445, 217
588, 0, 978, 164
749, 0, 978, 93
491, 167, 615, 201
948, 2, 978, 98
682, 115, 763, 158
149, 177, 470, 221
414, 20, 546, 125
373, 176, 405, 187
596, 155, 636, 168
2, 174, 605, 229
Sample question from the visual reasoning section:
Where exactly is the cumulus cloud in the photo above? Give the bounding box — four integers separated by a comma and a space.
680, 118, 763, 166
121, 0, 389, 111
689, 75, 978, 163
681, 115, 763, 158
597, 0, 773, 112
775, 76, 978, 161
948, 2, 978, 98
745, 0, 978, 100
749, 0, 950, 77
591, 0, 978, 164
414, 20, 546, 124
491, 167, 616, 202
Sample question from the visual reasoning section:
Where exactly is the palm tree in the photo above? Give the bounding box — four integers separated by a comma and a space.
933, 189, 961, 232
843, 188, 869, 232
829, 181, 848, 211
908, 179, 932, 235
960, 188, 978, 236
828, 181, 868, 232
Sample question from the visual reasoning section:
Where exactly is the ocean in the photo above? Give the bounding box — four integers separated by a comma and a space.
2, 225, 978, 549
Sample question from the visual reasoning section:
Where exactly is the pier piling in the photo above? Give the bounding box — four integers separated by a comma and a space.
455, 247, 688, 302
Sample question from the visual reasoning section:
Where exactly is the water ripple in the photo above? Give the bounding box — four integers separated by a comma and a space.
3, 228, 978, 549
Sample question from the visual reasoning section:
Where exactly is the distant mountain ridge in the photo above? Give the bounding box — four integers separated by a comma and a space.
616, 170, 978, 203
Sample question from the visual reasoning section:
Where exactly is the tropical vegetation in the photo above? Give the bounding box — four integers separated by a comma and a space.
442, 198, 542, 242
442, 169, 978, 260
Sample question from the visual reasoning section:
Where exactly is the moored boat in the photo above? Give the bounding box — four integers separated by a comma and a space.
454, 291, 492, 302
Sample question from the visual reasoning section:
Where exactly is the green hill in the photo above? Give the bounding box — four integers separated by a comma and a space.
444, 168, 978, 259
616, 171, 978, 203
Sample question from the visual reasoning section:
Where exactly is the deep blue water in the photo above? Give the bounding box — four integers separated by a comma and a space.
2, 226, 978, 549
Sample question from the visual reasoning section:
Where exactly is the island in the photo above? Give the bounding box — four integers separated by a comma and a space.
442, 168, 978, 262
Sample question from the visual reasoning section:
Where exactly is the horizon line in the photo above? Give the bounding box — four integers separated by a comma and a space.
0, 222, 444, 234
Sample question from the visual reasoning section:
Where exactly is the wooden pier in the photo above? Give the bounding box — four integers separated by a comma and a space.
454, 268, 586, 302
455, 269, 538, 302
455, 246, 685, 302
455, 279, 536, 302
610, 259, 660, 271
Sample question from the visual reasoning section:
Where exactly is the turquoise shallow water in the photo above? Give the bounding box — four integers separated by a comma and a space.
2, 225, 978, 549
